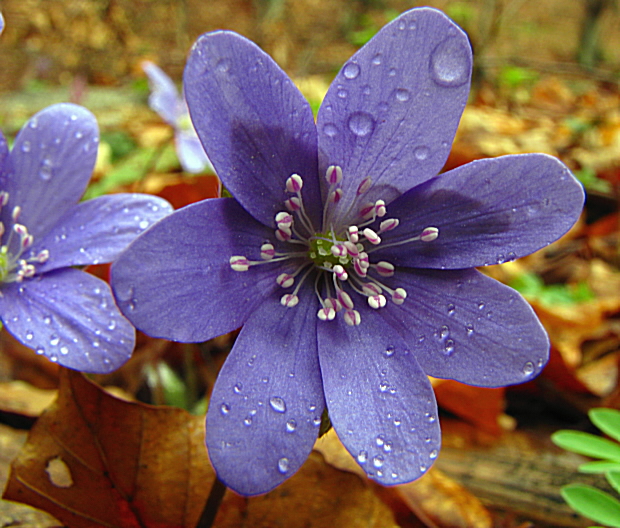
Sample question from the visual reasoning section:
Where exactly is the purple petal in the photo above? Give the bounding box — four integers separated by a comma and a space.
2, 104, 98, 239
184, 31, 320, 228
143, 61, 185, 126
175, 129, 212, 174
317, 304, 441, 485
32, 194, 173, 273
111, 198, 281, 342
375, 154, 585, 269
0, 268, 135, 373
206, 293, 324, 496
379, 268, 548, 386
317, 8, 471, 227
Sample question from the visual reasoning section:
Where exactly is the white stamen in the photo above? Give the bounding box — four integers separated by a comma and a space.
330, 243, 347, 258
276, 228, 292, 242
420, 227, 439, 242
392, 288, 407, 305
344, 241, 359, 256
368, 294, 387, 309
360, 203, 375, 220
260, 243, 275, 260
375, 261, 395, 277
281, 293, 299, 307
285, 197, 301, 212
329, 188, 343, 203
379, 218, 399, 233
11, 206, 21, 222
344, 310, 361, 326
317, 306, 336, 321
286, 174, 303, 193
333, 264, 348, 281
362, 283, 381, 295
0, 191, 9, 207
230, 256, 250, 272
275, 211, 293, 228
277, 273, 295, 288
348, 226, 359, 243
37, 249, 50, 263
375, 200, 386, 218
356, 177, 372, 195
363, 228, 381, 245
326, 165, 343, 185
337, 289, 354, 310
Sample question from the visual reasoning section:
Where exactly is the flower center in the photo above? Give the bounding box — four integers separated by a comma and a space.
0, 191, 49, 287
229, 166, 438, 326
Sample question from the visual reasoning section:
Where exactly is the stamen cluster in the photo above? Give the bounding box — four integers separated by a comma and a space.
230, 166, 438, 326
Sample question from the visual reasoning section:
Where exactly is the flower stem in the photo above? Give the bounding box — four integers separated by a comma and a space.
195, 476, 227, 528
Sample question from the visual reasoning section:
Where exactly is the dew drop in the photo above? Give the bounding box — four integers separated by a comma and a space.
439, 325, 449, 339
36, 347, 45, 355
398, 19, 406, 30
233, 383, 242, 394
308, 404, 317, 412
506, 251, 517, 262
424, 436, 431, 444
323, 123, 338, 137
343, 62, 360, 80
429, 38, 470, 87
39, 164, 53, 181
220, 403, 231, 415
443, 339, 455, 356
215, 58, 231, 73
419, 464, 427, 472
373, 455, 384, 468
277, 457, 290, 474
496, 254, 506, 264
347, 111, 375, 137
447, 303, 455, 315
383, 345, 395, 358
414, 146, 429, 160
269, 396, 287, 413
74, 131, 83, 139
429, 449, 438, 459
357, 450, 368, 463
247, 354, 257, 367
465, 323, 474, 336
379, 380, 389, 393
312, 416, 321, 427
362, 84, 371, 95
337, 89, 348, 99
60, 346, 69, 355
537, 358, 545, 368
243, 416, 252, 426
21, 141, 31, 152
49, 354, 58, 363
383, 441, 393, 453
107, 320, 116, 331
425, 412, 436, 423
477, 301, 485, 310
376, 435, 385, 447
523, 361, 535, 376
261, 376, 269, 383
286, 419, 297, 433
70, 114, 77, 121
393, 417, 401, 427
139, 220, 149, 229
25, 330, 33, 341
371, 53, 382, 65
395, 88, 410, 102
388, 68, 397, 77
49, 335, 60, 346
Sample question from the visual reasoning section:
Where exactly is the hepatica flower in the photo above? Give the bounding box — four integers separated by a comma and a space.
142, 61, 213, 174
112, 8, 584, 495
0, 103, 172, 373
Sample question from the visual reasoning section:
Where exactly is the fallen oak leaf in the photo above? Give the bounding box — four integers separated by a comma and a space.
3, 368, 215, 528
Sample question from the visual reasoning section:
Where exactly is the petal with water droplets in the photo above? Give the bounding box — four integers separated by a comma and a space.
378, 268, 549, 387
206, 292, 324, 496
33, 194, 173, 273
318, 303, 440, 485
0, 268, 135, 373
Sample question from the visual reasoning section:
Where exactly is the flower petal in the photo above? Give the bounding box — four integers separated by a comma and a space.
206, 293, 324, 496
3, 104, 99, 239
0, 268, 135, 373
143, 61, 184, 126
184, 31, 321, 228
380, 268, 549, 386
317, 8, 471, 226
375, 154, 585, 269
175, 129, 212, 174
32, 194, 173, 273
318, 304, 441, 485
111, 198, 280, 342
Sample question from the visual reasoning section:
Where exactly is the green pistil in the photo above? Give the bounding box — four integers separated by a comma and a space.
308, 232, 350, 268
0, 248, 9, 283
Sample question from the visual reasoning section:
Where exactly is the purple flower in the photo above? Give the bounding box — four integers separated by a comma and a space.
0, 103, 172, 373
111, 8, 584, 495
142, 61, 213, 174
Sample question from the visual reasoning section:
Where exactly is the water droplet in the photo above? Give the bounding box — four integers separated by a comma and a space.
247, 354, 257, 367
429, 38, 470, 87
308, 404, 317, 412
49, 354, 58, 363
29, 118, 38, 128
357, 450, 368, 463
323, 123, 338, 137
107, 320, 116, 331
371, 53, 382, 65
376, 435, 385, 447
383, 345, 395, 358
537, 358, 544, 368
439, 325, 449, 339
443, 340, 455, 355
277, 457, 290, 474
35, 346, 45, 355
286, 419, 297, 433
383, 441, 393, 453
424, 436, 431, 444
347, 111, 375, 137
496, 254, 506, 264
425, 412, 436, 423
220, 403, 231, 415
269, 396, 286, 413
70, 114, 77, 121
447, 303, 455, 315
233, 383, 242, 394
419, 464, 427, 472
21, 141, 31, 152
39, 164, 53, 181
523, 361, 535, 376
395, 88, 410, 102
74, 131, 83, 139
216, 59, 231, 73
261, 376, 269, 383
398, 19, 406, 30
414, 146, 429, 160
379, 380, 389, 393
60, 346, 69, 355
373, 455, 384, 468
393, 417, 401, 427
362, 84, 371, 95
343, 62, 360, 80
465, 323, 474, 336
506, 251, 517, 262
243, 416, 252, 426
477, 301, 485, 310
139, 220, 149, 230
429, 449, 438, 459
49, 335, 60, 346
337, 89, 347, 99
388, 68, 397, 77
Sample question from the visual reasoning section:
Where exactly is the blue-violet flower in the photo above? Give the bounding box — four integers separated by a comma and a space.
142, 60, 213, 174
0, 103, 172, 373
111, 8, 584, 495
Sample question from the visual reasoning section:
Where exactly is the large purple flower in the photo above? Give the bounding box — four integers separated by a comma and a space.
111, 8, 584, 495
142, 61, 213, 174
0, 103, 172, 373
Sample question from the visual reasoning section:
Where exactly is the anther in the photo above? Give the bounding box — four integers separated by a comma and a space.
337, 290, 354, 310
275, 228, 292, 242
379, 218, 399, 233
343, 241, 359, 256
375, 261, 395, 277
277, 273, 295, 288
348, 226, 359, 243
325, 165, 343, 186
286, 174, 303, 193
260, 243, 275, 260
344, 310, 361, 326
317, 306, 336, 321
357, 177, 372, 195
362, 283, 381, 295
0, 191, 9, 207
360, 203, 375, 220
328, 188, 343, 203
363, 228, 381, 245
368, 294, 387, 309
11, 206, 21, 222
37, 250, 50, 263
281, 293, 299, 307
230, 256, 250, 272
330, 243, 347, 258
285, 197, 301, 212
391, 288, 407, 305
333, 264, 348, 281
375, 200, 386, 218
420, 227, 439, 242
275, 212, 293, 228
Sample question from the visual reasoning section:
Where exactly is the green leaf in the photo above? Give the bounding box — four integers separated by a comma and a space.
552, 430, 620, 462
591, 409, 620, 443
607, 471, 620, 495
561, 484, 620, 527
580, 461, 620, 474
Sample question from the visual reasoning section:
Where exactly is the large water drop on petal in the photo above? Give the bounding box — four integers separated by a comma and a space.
430, 38, 470, 87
